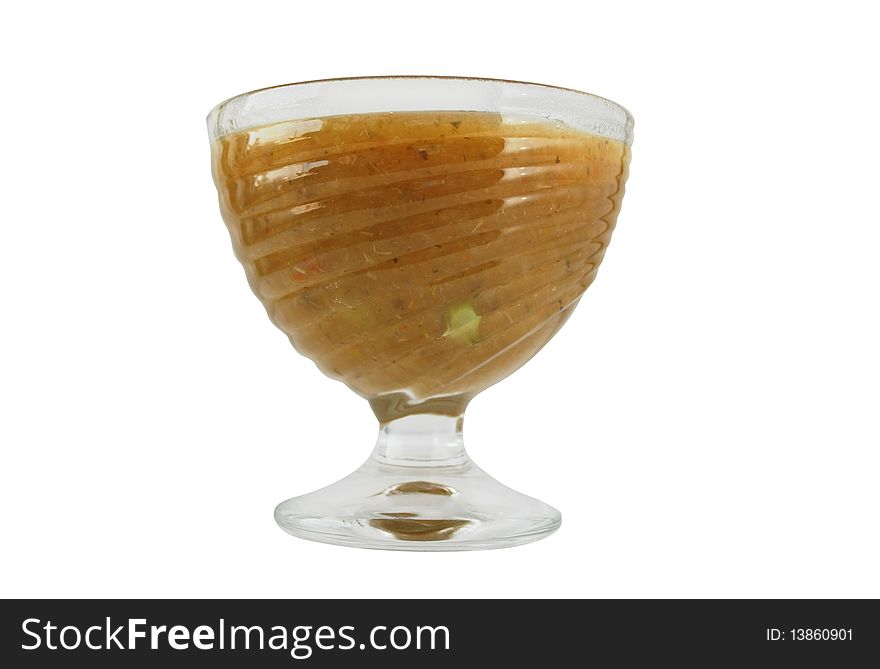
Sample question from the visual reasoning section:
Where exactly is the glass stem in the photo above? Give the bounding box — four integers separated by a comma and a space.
371, 414, 468, 468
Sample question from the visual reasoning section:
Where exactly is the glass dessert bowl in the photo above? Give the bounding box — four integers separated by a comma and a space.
207, 77, 633, 550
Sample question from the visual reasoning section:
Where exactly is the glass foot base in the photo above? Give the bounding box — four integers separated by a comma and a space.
274, 456, 560, 551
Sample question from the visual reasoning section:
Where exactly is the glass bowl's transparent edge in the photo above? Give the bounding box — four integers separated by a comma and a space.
206, 76, 634, 146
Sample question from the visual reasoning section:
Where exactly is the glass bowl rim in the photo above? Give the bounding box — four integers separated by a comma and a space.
207, 75, 634, 145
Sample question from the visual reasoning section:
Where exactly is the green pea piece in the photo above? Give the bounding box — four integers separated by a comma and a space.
443, 302, 482, 344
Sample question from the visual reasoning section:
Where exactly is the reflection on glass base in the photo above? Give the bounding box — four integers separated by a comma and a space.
274, 456, 560, 551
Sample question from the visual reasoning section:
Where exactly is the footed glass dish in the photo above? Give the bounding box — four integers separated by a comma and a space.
207, 76, 633, 550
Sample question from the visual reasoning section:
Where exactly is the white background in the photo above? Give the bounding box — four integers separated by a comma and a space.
1, 1, 878, 598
